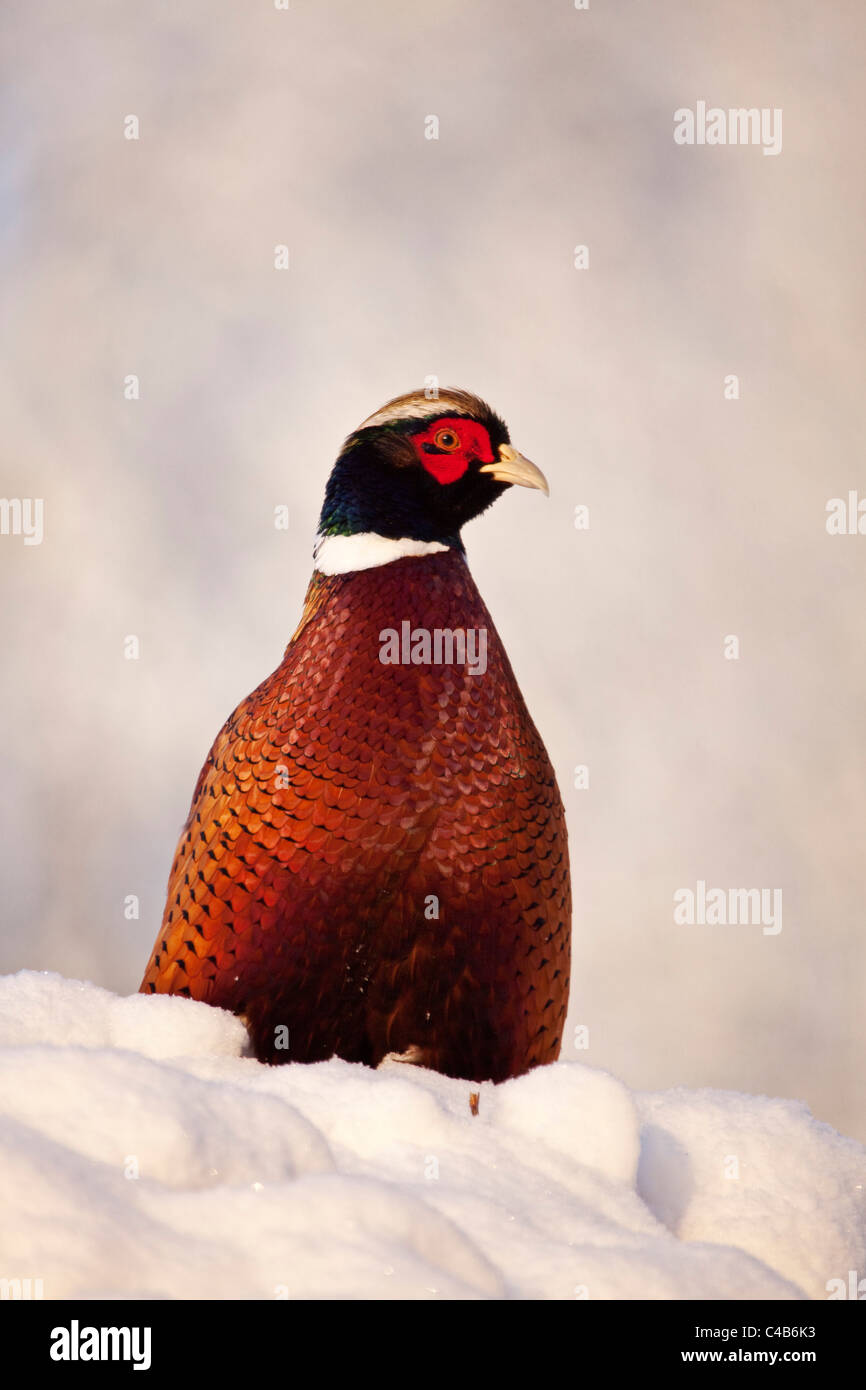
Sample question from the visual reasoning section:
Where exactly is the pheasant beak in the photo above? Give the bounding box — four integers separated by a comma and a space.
479, 444, 550, 496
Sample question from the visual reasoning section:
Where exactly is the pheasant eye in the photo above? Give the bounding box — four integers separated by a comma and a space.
434, 427, 460, 451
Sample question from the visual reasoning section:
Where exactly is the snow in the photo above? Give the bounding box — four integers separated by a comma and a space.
0, 972, 862, 1301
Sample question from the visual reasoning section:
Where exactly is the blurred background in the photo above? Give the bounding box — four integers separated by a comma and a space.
1, 1, 864, 1140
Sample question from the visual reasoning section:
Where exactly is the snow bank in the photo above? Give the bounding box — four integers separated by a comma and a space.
0, 972, 862, 1300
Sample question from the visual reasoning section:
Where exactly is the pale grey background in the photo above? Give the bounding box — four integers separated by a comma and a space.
1, 1, 864, 1139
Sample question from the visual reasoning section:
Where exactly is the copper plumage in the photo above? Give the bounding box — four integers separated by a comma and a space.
141, 390, 571, 1082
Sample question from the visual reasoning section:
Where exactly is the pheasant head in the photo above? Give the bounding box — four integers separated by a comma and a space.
315, 388, 548, 573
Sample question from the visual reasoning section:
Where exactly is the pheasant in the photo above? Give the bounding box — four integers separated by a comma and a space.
141, 389, 571, 1082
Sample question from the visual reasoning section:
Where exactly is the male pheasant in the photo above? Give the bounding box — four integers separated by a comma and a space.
141, 389, 571, 1082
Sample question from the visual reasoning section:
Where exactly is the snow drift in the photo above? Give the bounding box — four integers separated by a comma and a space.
0, 971, 862, 1300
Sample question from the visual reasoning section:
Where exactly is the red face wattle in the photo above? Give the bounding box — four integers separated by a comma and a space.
410, 417, 496, 485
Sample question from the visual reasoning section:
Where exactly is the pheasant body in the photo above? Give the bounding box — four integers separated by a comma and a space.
141, 389, 571, 1081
